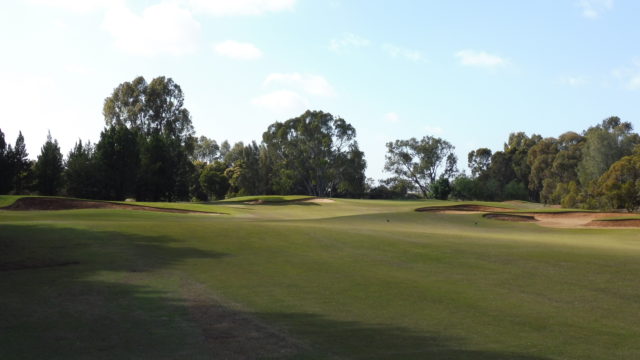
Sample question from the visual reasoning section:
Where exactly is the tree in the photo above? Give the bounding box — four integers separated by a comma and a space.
10, 131, 31, 194
34, 132, 64, 196
0, 129, 11, 193
596, 153, 640, 212
194, 136, 219, 163
467, 148, 492, 178
95, 125, 140, 200
431, 178, 451, 200
65, 140, 99, 199
384, 136, 457, 198
504, 132, 541, 197
224, 141, 263, 197
200, 161, 229, 200
527, 137, 558, 202
102, 76, 196, 201
262, 110, 365, 197
577, 117, 640, 186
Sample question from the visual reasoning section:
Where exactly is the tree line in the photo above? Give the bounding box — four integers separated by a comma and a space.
1, 76, 639, 211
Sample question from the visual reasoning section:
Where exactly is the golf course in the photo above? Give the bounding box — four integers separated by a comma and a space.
2, 195, 640, 359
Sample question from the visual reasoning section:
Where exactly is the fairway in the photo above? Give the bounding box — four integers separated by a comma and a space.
2, 197, 640, 359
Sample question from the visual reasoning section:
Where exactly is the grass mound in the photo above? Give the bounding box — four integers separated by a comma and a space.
222, 195, 316, 204
3, 196, 224, 215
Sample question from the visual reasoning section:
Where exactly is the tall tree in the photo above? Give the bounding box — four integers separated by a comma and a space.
95, 125, 140, 200
467, 148, 492, 178
34, 132, 64, 196
193, 136, 219, 163
596, 153, 640, 212
0, 129, 11, 193
384, 136, 457, 198
263, 110, 365, 197
10, 131, 31, 194
65, 140, 98, 199
102, 76, 195, 201
577, 117, 640, 186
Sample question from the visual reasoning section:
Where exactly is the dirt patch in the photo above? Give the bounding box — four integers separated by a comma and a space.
244, 200, 265, 205
3, 197, 221, 215
416, 205, 514, 213
483, 214, 537, 222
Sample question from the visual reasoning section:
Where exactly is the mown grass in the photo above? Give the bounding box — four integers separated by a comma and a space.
2, 198, 640, 359
221, 194, 315, 203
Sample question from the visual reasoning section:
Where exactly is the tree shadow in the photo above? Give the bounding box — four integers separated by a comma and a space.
1, 224, 553, 359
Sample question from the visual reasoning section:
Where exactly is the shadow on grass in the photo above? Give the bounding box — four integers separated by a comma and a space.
1, 224, 551, 359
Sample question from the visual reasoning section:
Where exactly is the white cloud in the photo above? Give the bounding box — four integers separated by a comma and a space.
26, 0, 119, 13
424, 125, 444, 135
560, 76, 588, 87
382, 44, 424, 62
455, 50, 507, 68
264, 73, 335, 96
251, 90, 308, 113
102, 2, 201, 56
188, 0, 296, 16
577, 0, 613, 18
329, 33, 370, 52
384, 112, 400, 123
214, 40, 263, 60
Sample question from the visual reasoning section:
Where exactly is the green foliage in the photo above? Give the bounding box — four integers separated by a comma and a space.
596, 153, 640, 212
9, 132, 32, 194
33, 132, 64, 196
65, 140, 99, 199
503, 180, 528, 201
262, 110, 365, 197
99, 76, 196, 201
467, 148, 492, 178
384, 136, 457, 197
430, 178, 451, 200
95, 125, 140, 200
199, 161, 229, 200
577, 117, 640, 186
193, 136, 219, 163
0, 129, 11, 194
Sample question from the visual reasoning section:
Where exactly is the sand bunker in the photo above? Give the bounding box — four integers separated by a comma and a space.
416, 205, 514, 214
483, 213, 537, 222
418, 203, 639, 229
485, 211, 639, 229
304, 198, 335, 204
3, 197, 220, 215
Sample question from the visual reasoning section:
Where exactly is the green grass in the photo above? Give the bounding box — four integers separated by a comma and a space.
0, 195, 22, 207
2, 198, 640, 359
221, 194, 316, 202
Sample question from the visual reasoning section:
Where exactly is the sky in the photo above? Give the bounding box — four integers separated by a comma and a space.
1, 0, 640, 180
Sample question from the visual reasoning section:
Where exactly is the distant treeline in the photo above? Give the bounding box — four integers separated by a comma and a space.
1, 76, 639, 211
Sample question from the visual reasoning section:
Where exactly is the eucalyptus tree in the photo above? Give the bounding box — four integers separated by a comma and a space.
262, 110, 365, 197
384, 136, 457, 198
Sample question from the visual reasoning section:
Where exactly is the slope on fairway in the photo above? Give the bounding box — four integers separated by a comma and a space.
1, 198, 640, 359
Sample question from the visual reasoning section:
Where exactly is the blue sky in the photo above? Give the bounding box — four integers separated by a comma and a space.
1, 0, 639, 179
